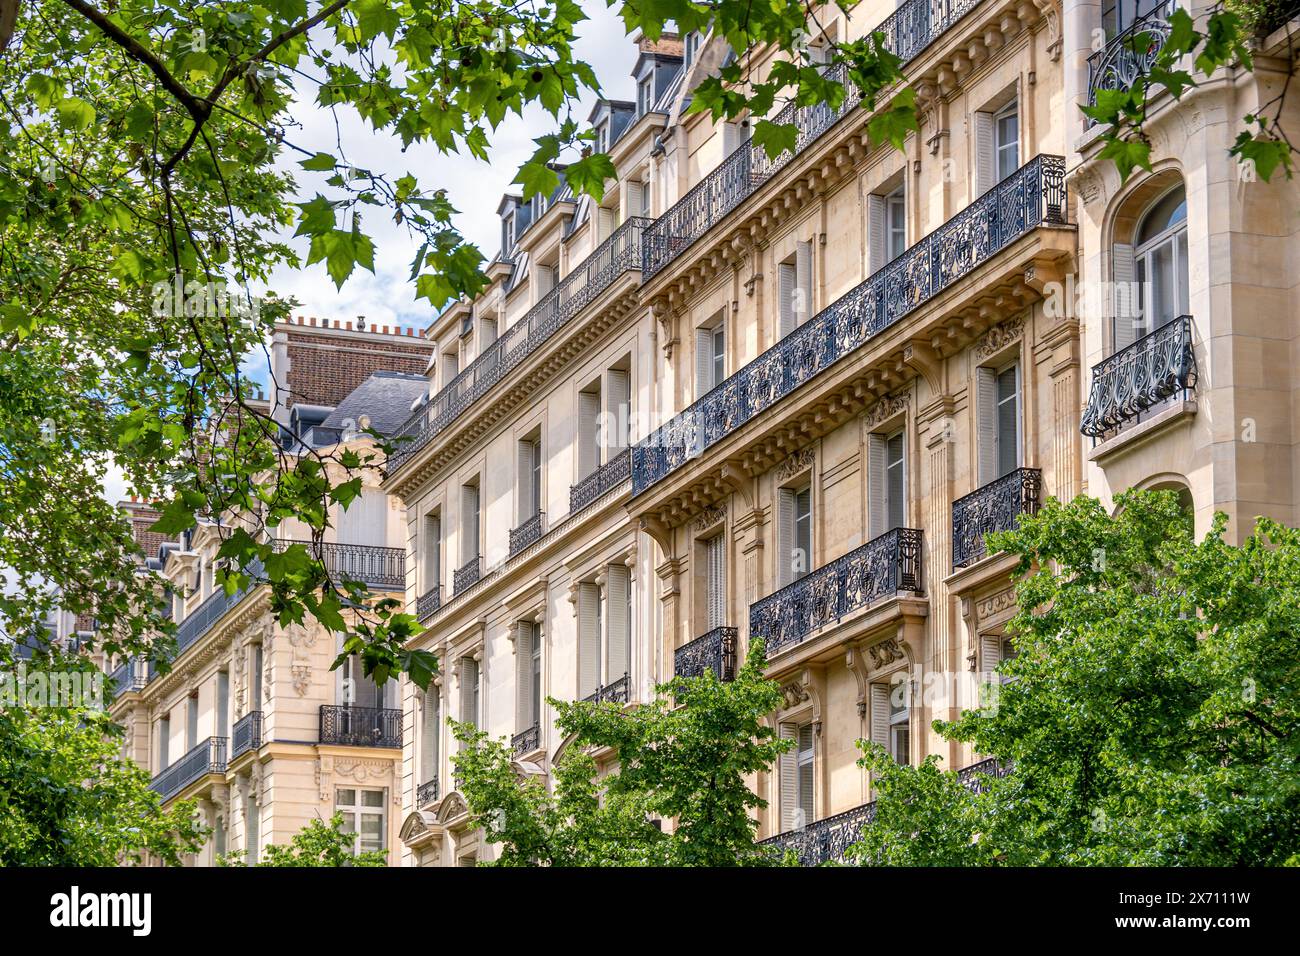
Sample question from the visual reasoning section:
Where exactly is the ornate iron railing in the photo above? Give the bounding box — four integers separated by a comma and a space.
110, 658, 147, 696
509, 512, 545, 557
1080, 315, 1196, 438
641, 0, 983, 280
319, 704, 402, 748
150, 736, 227, 802
674, 626, 738, 681
952, 468, 1042, 569
230, 711, 263, 759
569, 449, 631, 514
174, 583, 247, 657
389, 217, 650, 472
512, 725, 541, 755
453, 557, 481, 595
750, 528, 923, 657
271, 539, 405, 590
416, 584, 442, 621
956, 757, 1013, 794
1086, 0, 1177, 121
581, 673, 630, 705
633, 155, 1067, 496
416, 777, 439, 806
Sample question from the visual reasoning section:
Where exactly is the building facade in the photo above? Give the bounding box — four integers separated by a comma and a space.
379, 1, 1297, 866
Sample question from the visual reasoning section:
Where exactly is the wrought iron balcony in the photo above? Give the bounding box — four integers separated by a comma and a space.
1080, 315, 1196, 439
952, 468, 1042, 569
453, 557, 481, 595
581, 673, 630, 706
416, 584, 442, 621
389, 217, 650, 472
417, 777, 439, 806
641, 0, 983, 280
230, 711, 263, 760
110, 658, 147, 697
271, 539, 405, 590
512, 724, 541, 755
509, 512, 545, 557
750, 528, 923, 658
174, 584, 247, 657
319, 704, 402, 748
674, 626, 738, 681
956, 757, 1013, 794
1086, 0, 1177, 122
569, 448, 631, 514
633, 155, 1067, 496
150, 736, 227, 802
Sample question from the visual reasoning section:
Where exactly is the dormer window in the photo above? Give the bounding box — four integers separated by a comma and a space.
684, 31, 700, 68
637, 74, 652, 117
502, 212, 515, 256
597, 121, 610, 155
532, 191, 548, 222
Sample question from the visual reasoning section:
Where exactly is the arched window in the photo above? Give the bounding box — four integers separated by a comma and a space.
1113, 183, 1189, 351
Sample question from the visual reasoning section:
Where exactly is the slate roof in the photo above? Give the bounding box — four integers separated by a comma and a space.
320, 370, 429, 437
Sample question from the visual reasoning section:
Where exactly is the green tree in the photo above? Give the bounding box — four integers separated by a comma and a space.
451, 641, 793, 866
0, 705, 207, 865
219, 812, 388, 866
848, 490, 1300, 866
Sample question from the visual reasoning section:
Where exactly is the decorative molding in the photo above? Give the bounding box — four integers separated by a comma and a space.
775, 446, 815, 482
863, 392, 909, 430
975, 315, 1025, 359
779, 680, 810, 710
691, 505, 727, 534
867, 637, 905, 670
976, 587, 1017, 622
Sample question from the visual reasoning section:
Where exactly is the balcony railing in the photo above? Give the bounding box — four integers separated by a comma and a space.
952, 467, 1042, 569
417, 777, 439, 806
581, 673, 630, 706
509, 512, 545, 557
110, 658, 147, 696
1086, 0, 1177, 121
150, 736, 227, 802
761, 756, 1014, 864
389, 217, 651, 472
416, 584, 442, 621
641, 0, 983, 280
230, 711, 263, 759
1080, 315, 1196, 439
750, 528, 923, 658
453, 557, 481, 595
674, 626, 738, 681
569, 449, 631, 514
512, 724, 541, 755
319, 704, 402, 748
174, 582, 249, 657
272, 539, 405, 590
633, 155, 1067, 496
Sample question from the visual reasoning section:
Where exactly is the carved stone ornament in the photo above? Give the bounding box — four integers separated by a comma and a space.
867, 637, 905, 670
692, 505, 727, 534
775, 446, 815, 482
780, 681, 810, 710
976, 315, 1024, 359
976, 588, 1017, 622
864, 392, 909, 429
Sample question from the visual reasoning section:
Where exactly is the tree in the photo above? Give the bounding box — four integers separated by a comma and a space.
847, 490, 1300, 866
218, 813, 388, 866
450, 641, 793, 866
0, 705, 207, 865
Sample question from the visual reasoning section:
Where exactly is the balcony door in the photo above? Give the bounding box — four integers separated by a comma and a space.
1102, 0, 1170, 37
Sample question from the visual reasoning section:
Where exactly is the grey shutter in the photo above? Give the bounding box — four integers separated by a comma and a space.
776, 488, 796, 587
976, 367, 999, 487
598, 206, 615, 242
870, 683, 891, 751
777, 261, 796, 338
628, 181, 646, 217
516, 439, 534, 524
515, 623, 534, 732
867, 193, 887, 274
778, 722, 799, 830
460, 659, 478, 729
981, 632, 1003, 685
605, 565, 630, 683
867, 433, 888, 539
695, 327, 713, 396
974, 110, 996, 197
578, 389, 600, 476
607, 369, 630, 451
1112, 242, 1139, 352
422, 685, 440, 780
578, 582, 600, 699
424, 513, 441, 592
707, 535, 726, 629
723, 121, 741, 156
216, 671, 229, 737
795, 241, 813, 325
797, 724, 815, 822
461, 484, 479, 564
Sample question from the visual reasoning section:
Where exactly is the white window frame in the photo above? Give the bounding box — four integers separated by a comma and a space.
993, 100, 1019, 183
335, 787, 387, 856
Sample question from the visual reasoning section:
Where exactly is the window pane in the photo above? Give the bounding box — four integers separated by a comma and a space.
361, 789, 383, 808
996, 367, 1018, 477
886, 433, 905, 530
336, 788, 355, 807
891, 724, 910, 765
794, 488, 812, 579
1148, 239, 1176, 329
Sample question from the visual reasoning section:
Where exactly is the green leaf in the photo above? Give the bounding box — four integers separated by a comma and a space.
55, 97, 95, 131
299, 152, 337, 171
751, 119, 797, 161
563, 153, 616, 201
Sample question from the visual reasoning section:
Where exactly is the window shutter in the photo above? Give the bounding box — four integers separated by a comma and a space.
578, 582, 600, 699
695, 327, 713, 396
797, 724, 815, 822
424, 513, 441, 592
422, 686, 440, 779
598, 206, 615, 242
723, 121, 740, 156
515, 623, 534, 732
459, 659, 478, 729
1112, 242, 1139, 352
867, 193, 887, 274
981, 632, 1003, 685
778, 722, 799, 830
795, 241, 813, 325
776, 487, 796, 587
976, 367, 999, 487
707, 535, 726, 629
605, 565, 630, 683
461, 484, 479, 563
517, 440, 535, 524
578, 389, 600, 476
777, 261, 796, 338
867, 433, 888, 540
870, 683, 891, 752
974, 110, 996, 197
607, 369, 630, 451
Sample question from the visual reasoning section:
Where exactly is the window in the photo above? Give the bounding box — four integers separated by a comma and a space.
336, 788, 386, 856
441, 350, 459, 389
695, 318, 726, 396
1102, 0, 1164, 37
536, 263, 558, 297
423, 510, 442, 593
245, 788, 259, 864
994, 101, 1019, 182
578, 581, 601, 700
627, 180, 648, 218
605, 564, 630, 685
596, 122, 609, 154
597, 204, 616, 242
995, 365, 1020, 478
578, 381, 602, 478
794, 488, 812, 580
777, 242, 813, 337
421, 685, 440, 784
637, 74, 652, 116
514, 620, 542, 735
531, 627, 542, 728
1131, 185, 1189, 340
605, 365, 631, 453
502, 213, 515, 256
460, 658, 480, 729
186, 694, 198, 751
870, 680, 910, 767
977, 363, 1021, 485
779, 721, 815, 830
723, 120, 750, 156
868, 184, 905, 272
460, 481, 480, 567
251, 643, 263, 709
777, 483, 813, 586
158, 715, 170, 769
216, 670, 229, 738
517, 435, 542, 524
684, 30, 700, 67
886, 187, 906, 262
705, 534, 726, 630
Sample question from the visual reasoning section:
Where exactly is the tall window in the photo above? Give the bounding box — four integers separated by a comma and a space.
1134, 186, 1189, 335
886, 431, 906, 531
460, 481, 480, 567
695, 318, 726, 395
684, 30, 700, 67
531, 627, 542, 728
216, 670, 229, 738
777, 242, 813, 337
514, 621, 543, 735
578, 381, 602, 478
423, 510, 442, 593
995, 365, 1020, 478
794, 488, 812, 581
977, 363, 1021, 485
245, 788, 259, 864
705, 534, 726, 630
336, 788, 386, 855
994, 101, 1019, 182
517, 435, 542, 524
251, 643, 263, 709
158, 715, 170, 769
460, 658, 480, 730
871, 680, 911, 767
777, 483, 813, 585
578, 581, 602, 700
421, 685, 440, 785
186, 694, 198, 750
605, 564, 630, 685
885, 186, 906, 261
779, 721, 815, 830
605, 365, 631, 454
637, 74, 652, 116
